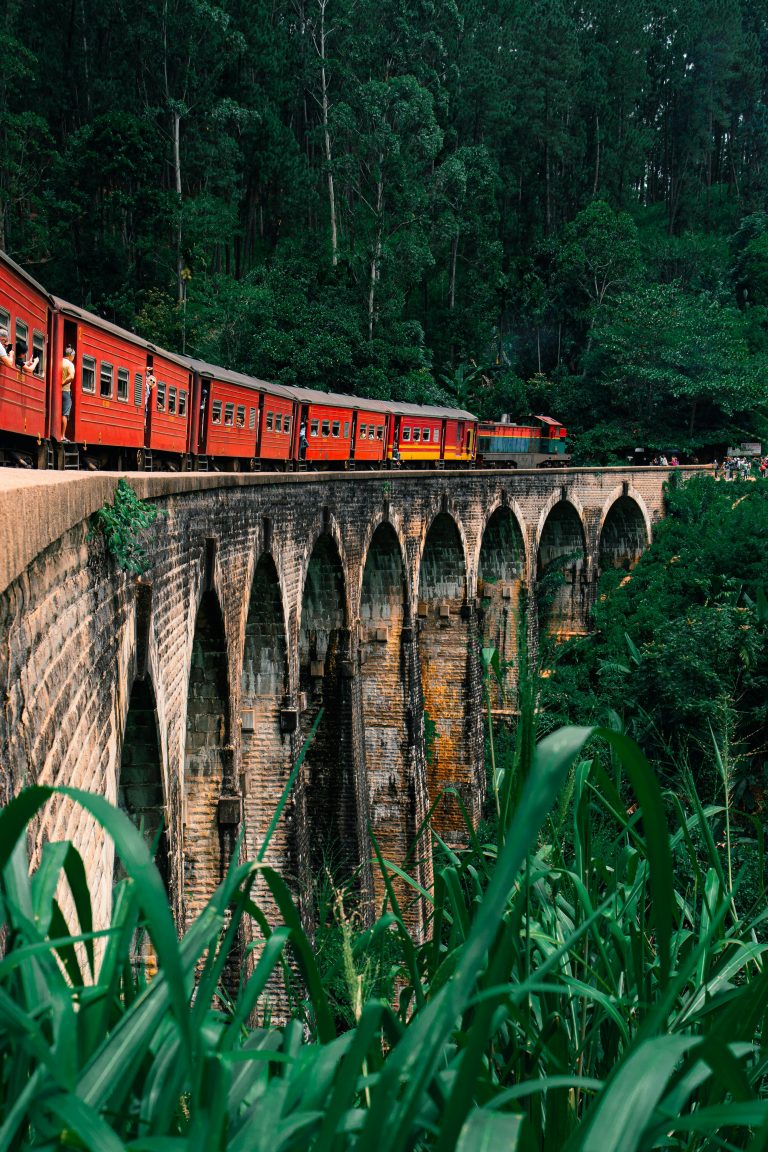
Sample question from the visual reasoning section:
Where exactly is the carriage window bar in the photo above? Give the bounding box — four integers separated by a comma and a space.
134, 372, 143, 406
368, 426, 374, 439
413, 427, 421, 442
248, 406, 256, 429
343, 422, 349, 437
310, 420, 319, 436
275, 413, 282, 432
156, 381, 166, 411
266, 411, 273, 431
224, 402, 234, 426
322, 420, 330, 437
402, 427, 411, 441
359, 424, 367, 438
212, 399, 222, 424
0, 308, 9, 341
331, 421, 340, 438
100, 363, 114, 399
284, 415, 291, 435
168, 387, 177, 415
179, 390, 188, 417
236, 405, 245, 427
81, 355, 96, 394
423, 428, 430, 442
376, 426, 383, 440
117, 368, 129, 402
32, 330, 45, 377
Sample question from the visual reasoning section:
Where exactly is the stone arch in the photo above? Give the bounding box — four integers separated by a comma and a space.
598, 489, 651, 571
417, 512, 481, 841
478, 506, 527, 706
536, 500, 588, 639
357, 508, 412, 621
298, 531, 359, 896
359, 522, 412, 912
182, 589, 231, 928
240, 551, 291, 873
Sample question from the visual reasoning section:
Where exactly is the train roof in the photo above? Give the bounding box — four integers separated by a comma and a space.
185, 356, 295, 397
532, 414, 565, 427
1, 250, 54, 304
53, 297, 188, 368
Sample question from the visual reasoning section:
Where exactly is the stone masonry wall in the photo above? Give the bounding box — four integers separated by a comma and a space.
0, 466, 695, 942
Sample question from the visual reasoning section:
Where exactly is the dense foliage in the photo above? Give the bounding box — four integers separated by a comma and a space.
542, 474, 768, 802
4, 0, 768, 453
4, 714, 768, 1149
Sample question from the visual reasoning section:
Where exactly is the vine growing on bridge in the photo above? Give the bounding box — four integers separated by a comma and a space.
91, 479, 164, 575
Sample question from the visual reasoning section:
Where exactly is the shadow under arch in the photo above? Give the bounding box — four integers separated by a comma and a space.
116, 673, 168, 891
359, 522, 415, 917
536, 500, 588, 640
417, 511, 481, 842
599, 494, 649, 571
478, 506, 527, 707
298, 531, 360, 906
183, 588, 231, 930
241, 550, 291, 874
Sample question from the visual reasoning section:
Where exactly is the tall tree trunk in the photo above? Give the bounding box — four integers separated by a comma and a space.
449, 227, 459, 311
368, 170, 384, 341
592, 111, 600, 196
173, 110, 184, 304
316, 0, 338, 265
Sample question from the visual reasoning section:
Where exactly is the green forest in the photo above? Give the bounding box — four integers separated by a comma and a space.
4, 0, 768, 458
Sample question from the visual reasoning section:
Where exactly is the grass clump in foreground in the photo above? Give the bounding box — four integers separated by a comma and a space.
2, 710, 768, 1150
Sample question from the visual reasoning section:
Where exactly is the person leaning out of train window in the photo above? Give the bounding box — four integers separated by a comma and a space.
60, 345, 75, 442
145, 369, 156, 414
15, 339, 38, 375
0, 327, 15, 369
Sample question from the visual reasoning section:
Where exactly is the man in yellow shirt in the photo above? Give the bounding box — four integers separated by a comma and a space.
61, 345, 75, 441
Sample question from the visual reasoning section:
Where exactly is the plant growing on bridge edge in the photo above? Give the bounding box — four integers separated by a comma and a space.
90, 478, 164, 574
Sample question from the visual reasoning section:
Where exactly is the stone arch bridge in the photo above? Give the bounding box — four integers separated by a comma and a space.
0, 466, 694, 938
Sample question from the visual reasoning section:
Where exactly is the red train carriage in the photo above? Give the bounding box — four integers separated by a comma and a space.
189, 361, 262, 470
256, 380, 296, 469
292, 388, 355, 468
145, 348, 192, 470
383, 402, 476, 467
53, 299, 150, 468
0, 252, 52, 467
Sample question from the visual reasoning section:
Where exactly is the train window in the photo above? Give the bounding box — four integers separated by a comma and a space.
157, 380, 166, 411
117, 368, 129, 401
134, 372, 143, 406
15, 319, 28, 357
284, 415, 291, 435
0, 307, 9, 338
266, 411, 273, 431
168, 387, 177, 415
212, 399, 222, 424
81, 355, 96, 393
249, 406, 256, 429
32, 330, 45, 377
402, 426, 411, 441
275, 413, 283, 432
322, 420, 330, 437
422, 428, 430, 442
344, 422, 349, 437
368, 426, 374, 439
310, 419, 319, 436
413, 427, 421, 442
376, 426, 384, 440
236, 405, 246, 428
179, 390, 188, 417
100, 362, 114, 399
332, 421, 340, 438
224, 402, 234, 426
360, 423, 367, 438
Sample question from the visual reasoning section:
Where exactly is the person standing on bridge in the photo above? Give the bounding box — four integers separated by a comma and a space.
60, 345, 75, 442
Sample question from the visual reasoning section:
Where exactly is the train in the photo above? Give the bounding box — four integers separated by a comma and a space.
0, 249, 569, 472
